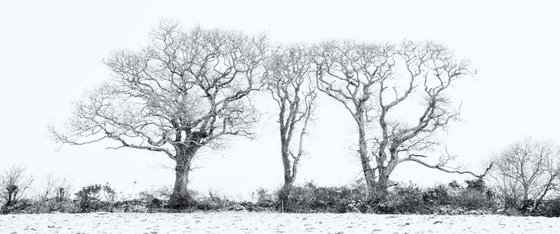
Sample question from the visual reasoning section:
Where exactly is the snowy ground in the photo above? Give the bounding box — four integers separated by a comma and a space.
0, 212, 558, 233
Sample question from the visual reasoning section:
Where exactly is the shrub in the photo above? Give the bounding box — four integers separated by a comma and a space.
502, 195, 519, 210
252, 188, 275, 209
73, 183, 119, 212
283, 181, 365, 213
370, 180, 497, 215
374, 184, 427, 214
75, 184, 103, 212
138, 185, 187, 211
138, 192, 162, 209
456, 179, 495, 210
423, 184, 452, 207
448, 180, 462, 190
27, 198, 80, 213
534, 197, 560, 217
195, 190, 237, 211
253, 187, 273, 203
456, 189, 490, 210
101, 183, 116, 202
465, 178, 486, 192
0, 199, 33, 214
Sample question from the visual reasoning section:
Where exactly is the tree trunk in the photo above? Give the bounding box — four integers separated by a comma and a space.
6, 185, 18, 207
168, 149, 196, 209
6, 194, 13, 207
279, 146, 294, 212
356, 122, 376, 199
376, 171, 390, 195
278, 181, 293, 212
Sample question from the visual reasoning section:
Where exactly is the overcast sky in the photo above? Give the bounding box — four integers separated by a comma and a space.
1, 0, 559, 199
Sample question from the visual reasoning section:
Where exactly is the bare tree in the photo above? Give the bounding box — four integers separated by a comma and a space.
38, 174, 56, 202
54, 179, 72, 202
488, 138, 560, 209
263, 45, 317, 209
37, 174, 71, 202
0, 166, 34, 206
314, 40, 490, 197
50, 21, 267, 208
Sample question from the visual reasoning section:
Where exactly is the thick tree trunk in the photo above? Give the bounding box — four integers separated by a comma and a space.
376, 171, 390, 195
168, 148, 196, 209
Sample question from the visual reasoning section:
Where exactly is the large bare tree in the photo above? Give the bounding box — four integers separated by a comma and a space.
314, 40, 489, 197
50, 22, 267, 208
488, 138, 560, 209
263, 45, 317, 209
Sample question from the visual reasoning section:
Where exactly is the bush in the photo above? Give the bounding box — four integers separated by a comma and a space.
195, 190, 238, 211
252, 188, 275, 209
465, 178, 486, 192
455, 179, 495, 211
283, 181, 365, 213
101, 183, 116, 202
0, 199, 33, 214
456, 189, 490, 210
75, 184, 117, 212
423, 185, 452, 207
28, 198, 80, 213
253, 188, 273, 203
374, 184, 427, 214
534, 197, 560, 217
368, 179, 497, 215
502, 195, 519, 210
275, 180, 499, 214
75, 184, 102, 212
139, 192, 164, 210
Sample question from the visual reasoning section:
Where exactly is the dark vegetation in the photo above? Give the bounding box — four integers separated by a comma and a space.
2, 177, 560, 217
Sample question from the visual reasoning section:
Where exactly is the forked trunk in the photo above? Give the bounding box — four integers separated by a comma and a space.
356, 122, 377, 200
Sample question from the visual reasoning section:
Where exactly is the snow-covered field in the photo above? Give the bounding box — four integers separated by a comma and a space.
0, 212, 558, 233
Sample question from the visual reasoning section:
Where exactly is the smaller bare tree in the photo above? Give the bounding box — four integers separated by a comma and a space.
37, 174, 71, 202
264, 44, 317, 209
55, 183, 71, 202
488, 138, 560, 209
0, 166, 34, 206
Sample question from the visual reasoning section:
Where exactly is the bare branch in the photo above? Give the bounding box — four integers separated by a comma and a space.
401, 156, 493, 178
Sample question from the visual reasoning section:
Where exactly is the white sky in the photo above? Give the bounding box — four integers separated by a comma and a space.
1, 0, 559, 199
